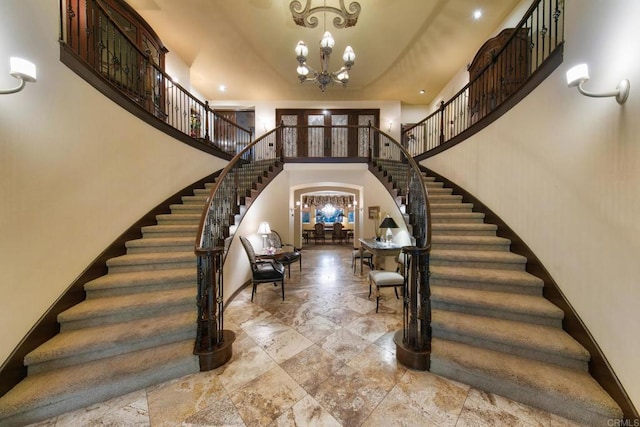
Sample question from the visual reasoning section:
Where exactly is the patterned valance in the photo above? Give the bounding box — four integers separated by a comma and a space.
302, 195, 354, 209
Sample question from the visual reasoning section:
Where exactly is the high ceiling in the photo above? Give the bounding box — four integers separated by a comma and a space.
125, 0, 522, 106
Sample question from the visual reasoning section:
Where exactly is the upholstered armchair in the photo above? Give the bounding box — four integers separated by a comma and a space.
267, 230, 302, 277
239, 236, 285, 301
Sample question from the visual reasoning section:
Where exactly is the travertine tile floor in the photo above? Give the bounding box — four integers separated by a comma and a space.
31, 245, 584, 426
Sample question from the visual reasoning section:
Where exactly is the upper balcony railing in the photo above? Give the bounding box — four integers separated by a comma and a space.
59, 0, 252, 157
402, 0, 564, 160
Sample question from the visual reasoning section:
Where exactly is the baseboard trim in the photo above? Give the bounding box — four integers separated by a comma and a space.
0, 170, 222, 398
424, 167, 639, 422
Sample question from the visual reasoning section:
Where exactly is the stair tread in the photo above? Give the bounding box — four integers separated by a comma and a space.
430, 265, 542, 285
58, 288, 195, 321
25, 312, 196, 365
0, 340, 198, 420
432, 235, 511, 244
431, 339, 622, 420
432, 223, 497, 231
432, 310, 588, 360
430, 249, 526, 263
156, 213, 201, 219
431, 286, 563, 318
85, 268, 196, 291
107, 251, 195, 266
126, 237, 194, 247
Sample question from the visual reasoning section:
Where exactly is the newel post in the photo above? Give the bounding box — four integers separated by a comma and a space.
394, 245, 432, 370
194, 247, 235, 371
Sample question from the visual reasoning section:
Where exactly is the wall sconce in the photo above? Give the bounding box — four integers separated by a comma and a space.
289, 200, 308, 216
388, 121, 393, 132
348, 200, 362, 212
566, 63, 630, 104
1, 57, 37, 95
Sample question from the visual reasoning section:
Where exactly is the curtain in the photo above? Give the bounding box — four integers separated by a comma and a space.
302, 195, 354, 209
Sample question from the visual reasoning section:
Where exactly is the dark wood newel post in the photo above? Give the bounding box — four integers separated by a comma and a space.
394, 245, 432, 370
194, 247, 235, 371
438, 101, 445, 145
204, 100, 211, 142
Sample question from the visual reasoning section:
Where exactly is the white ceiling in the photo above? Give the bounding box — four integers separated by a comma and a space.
125, 0, 522, 106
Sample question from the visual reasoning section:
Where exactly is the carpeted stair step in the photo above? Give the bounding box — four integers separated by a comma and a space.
425, 187, 453, 195
170, 203, 205, 214
431, 222, 498, 236
430, 339, 622, 425
431, 235, 511, 251
58, 287, 195, 330
430, 249, 526, 270
192, 188, 211, 196
106, 251, 195, 273
180, 195, 207, 204
431, 211, 485, 223
429, 202, 474, 212
140, 224, 198, 238
0, 340, 199, 427
430, 265, 543, 295
428, 194, 464, 204
155, 213, 201, 225
84, 268, 196, 297
25, 311, 196, 374
431, 286, 563, 327
125, 236, 194, 253
432, 310, 589, 371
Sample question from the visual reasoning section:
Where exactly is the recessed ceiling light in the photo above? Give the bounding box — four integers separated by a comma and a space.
473, 9, 482, 20
219, 84, 226, 92
419, 89, 425, 94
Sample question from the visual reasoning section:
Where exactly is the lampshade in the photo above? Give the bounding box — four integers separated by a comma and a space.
379, 216, 399, 229
257, 222, 271, 235
566, 63, 589, 87
343, 46, 355, 62
295, 41, 308, 58
320, 31, 335, 49
10, 57, 37, 82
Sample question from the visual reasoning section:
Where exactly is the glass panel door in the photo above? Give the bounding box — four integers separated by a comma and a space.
307, 114, 325, 157
331, 114, 348, 157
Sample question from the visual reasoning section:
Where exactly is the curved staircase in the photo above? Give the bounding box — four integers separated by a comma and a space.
0, 161, 283, 426
422, 174, 622, 425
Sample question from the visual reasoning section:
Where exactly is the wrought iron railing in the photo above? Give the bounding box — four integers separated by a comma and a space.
368, 131, 433, 369
60, 0, 252, 155
402, 0, 564, 157
193, 128, 282, 369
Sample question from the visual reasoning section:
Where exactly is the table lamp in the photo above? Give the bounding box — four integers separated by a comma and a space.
379, 216, 399, 244
257, 222, 271, 249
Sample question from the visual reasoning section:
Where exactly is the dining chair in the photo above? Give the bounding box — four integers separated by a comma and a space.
312, 222, 326, 244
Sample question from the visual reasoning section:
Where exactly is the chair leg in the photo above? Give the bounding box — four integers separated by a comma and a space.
251, 283, 256, 301
376, 286, 380, 313
281, 279, 285, 300
394, 287, 399, 299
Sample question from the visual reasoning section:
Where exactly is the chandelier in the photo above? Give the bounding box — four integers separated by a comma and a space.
295, 33, 355, 92
293, 1, 358, 92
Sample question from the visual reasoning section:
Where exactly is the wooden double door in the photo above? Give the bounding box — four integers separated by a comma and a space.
276, 109, 379, 159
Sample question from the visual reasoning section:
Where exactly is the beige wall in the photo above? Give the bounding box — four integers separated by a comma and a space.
0, 1, 224, 364
424, 0, 640, 408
